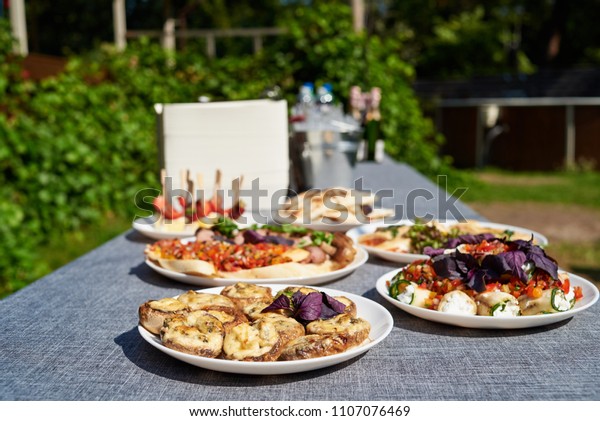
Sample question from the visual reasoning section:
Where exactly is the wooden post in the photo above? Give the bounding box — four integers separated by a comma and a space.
565, 105, 576, 168
352, 0, 365, 33
475, 106, 485, 168
162, 18, 177, 50
206, 34, 216, 58
113, 0, 127, 51
253, 35, 263, 54
9, 0, 28, 55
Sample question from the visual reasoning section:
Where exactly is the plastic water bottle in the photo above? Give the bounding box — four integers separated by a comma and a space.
317, 83, 334, 110
298, 82, 315, 108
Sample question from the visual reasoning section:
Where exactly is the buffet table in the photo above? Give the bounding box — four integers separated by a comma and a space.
1, 158, 598, 401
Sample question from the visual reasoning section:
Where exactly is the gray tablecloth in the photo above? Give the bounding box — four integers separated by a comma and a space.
1, 159, 598, 401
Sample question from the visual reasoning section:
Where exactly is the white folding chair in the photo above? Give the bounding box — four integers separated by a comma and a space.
155, 99, 289, 212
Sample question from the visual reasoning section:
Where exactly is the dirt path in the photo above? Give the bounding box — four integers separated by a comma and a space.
468, 202, 600, 244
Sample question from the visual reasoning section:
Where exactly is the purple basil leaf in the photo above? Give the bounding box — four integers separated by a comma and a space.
529, 252, 559, 279
467, 268, 495, 292
424, 246, 445, 257
442, 238, 461, 249
444, 233, 497, 249
293, 292, 323, 322
261, 293, 291, 313
320, 293, 346, 319
503, 250, 528, 280
482, 251, 527, 281
431, 250, 476, 279
432, 254, 463, 278
455, 250, 478, 271
243, 229, 265, 244
513, 238, 534, 253
515, 238, 559, 279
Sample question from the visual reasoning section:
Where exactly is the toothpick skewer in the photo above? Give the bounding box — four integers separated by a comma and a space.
214, 169, 223, 211
160, 168, 166, 196
232, 176, 242, 205
196, 173, 204, 202
185, 169, 193, 206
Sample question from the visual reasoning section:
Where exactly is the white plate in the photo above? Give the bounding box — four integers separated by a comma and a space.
132, 217, 198, 240
145, 246, 369, 287
375, 269, 599, 329
347, 220, 549, 264
287, 209, 396, 233
292, 220, 366, 233
138, 285, 394, 375
132, 211, 257, 240
132, 211, 367, 239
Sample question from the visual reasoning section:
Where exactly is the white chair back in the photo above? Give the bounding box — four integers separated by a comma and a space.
155, 99, 289, 211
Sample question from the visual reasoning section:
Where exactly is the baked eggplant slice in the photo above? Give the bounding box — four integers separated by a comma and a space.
334, 296, 357, 317
220, 282, 273, 310
306, 314, 370, 348
204, 308, 248, 333
139, 297, 188, 335
253, 313, 305, 346
278, 334, 349, 361
222, 319, 283, 362
160, 310, 225, 358
176, 290, 237, 314
241, 300, 272, 320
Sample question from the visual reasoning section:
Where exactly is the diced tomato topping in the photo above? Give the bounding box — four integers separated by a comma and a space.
361, 238, 387, 246
153, 195, 186, 219
574, 286, 584, 300
561, 278, 571, 294
147, 239, 292, 272
486, 282, 501, 292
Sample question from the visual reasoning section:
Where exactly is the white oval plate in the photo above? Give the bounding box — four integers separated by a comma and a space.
132, 217, 198, 240
347, 220, 549, 264
132, 211, 257, 240
375, 269, 599, 329
138, 284, 393, 375
292, 220, 368, 233
145, 246, 368, 287
290, 212, 395, 233
292, 208, 394, 232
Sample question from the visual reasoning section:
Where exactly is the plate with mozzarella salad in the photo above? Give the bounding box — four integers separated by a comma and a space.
375, 237, 598, 329
348, 219, 548, 264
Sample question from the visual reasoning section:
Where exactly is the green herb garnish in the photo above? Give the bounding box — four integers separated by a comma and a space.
213, 216, 239, 238
258, 224, 309, 235
311, 231, 334, 246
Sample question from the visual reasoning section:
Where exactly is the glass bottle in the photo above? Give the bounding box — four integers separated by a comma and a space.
364, 87, 381, 161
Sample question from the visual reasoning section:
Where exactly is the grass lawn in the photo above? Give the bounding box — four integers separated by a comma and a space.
0, 213, 132, 299
37, 213, 132, 272
450, 169, 600, 208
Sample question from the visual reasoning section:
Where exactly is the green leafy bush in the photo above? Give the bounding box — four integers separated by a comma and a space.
0, 4, 448, 297
275, 2, 450, 175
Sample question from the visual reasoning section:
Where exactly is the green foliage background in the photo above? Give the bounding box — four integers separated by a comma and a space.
0, 3, 447, 297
